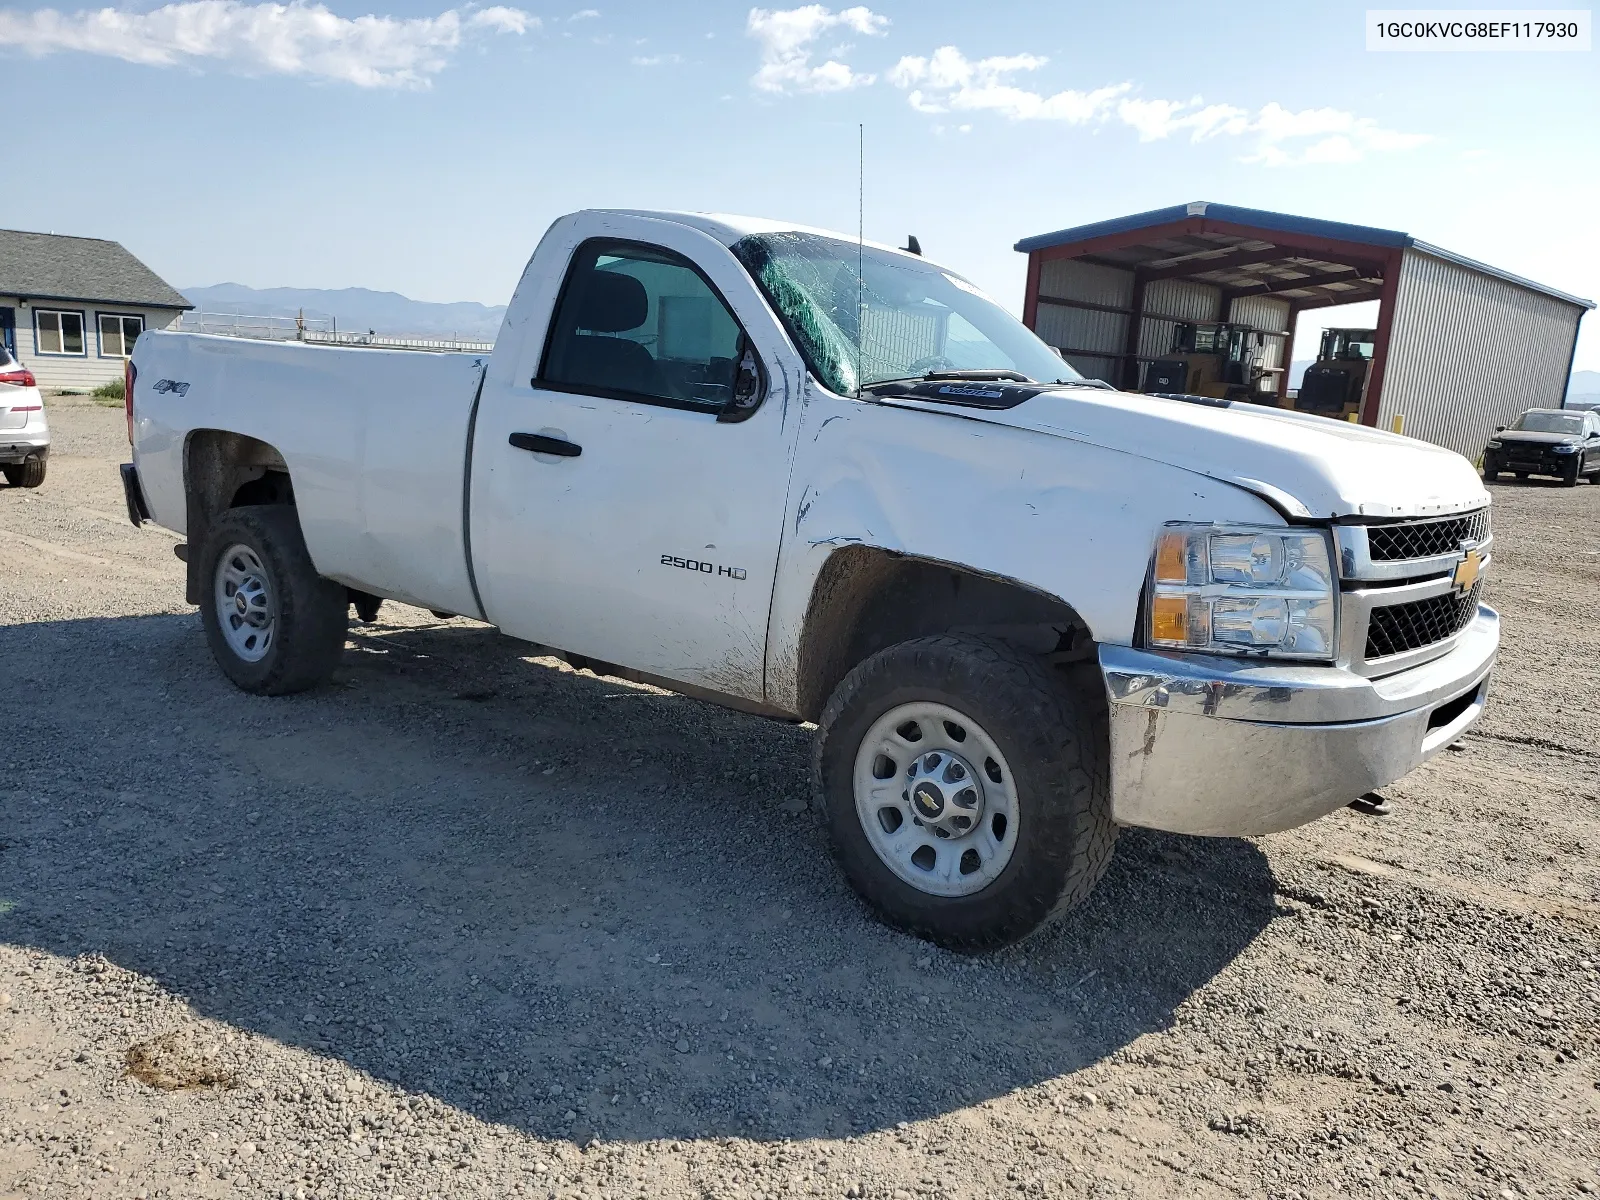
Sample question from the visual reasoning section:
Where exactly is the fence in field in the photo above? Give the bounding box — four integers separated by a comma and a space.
178, 312, 495, 353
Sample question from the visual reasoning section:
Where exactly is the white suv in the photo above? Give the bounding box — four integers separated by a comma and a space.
0, 346, 48, 488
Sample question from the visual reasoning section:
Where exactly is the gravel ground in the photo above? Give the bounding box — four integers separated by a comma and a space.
1, 397, 1596, 1200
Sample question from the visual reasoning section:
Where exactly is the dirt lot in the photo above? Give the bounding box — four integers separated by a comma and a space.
1, 397, 1596, 1200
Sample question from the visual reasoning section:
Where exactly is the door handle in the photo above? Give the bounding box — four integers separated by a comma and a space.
509, 432, 582, 457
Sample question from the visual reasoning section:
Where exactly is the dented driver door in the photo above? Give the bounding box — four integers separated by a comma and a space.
469, 216, 800, 704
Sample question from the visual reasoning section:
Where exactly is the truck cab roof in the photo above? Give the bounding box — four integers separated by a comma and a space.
591, 209, 920, 259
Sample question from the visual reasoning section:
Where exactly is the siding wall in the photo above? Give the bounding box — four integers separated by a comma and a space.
1139, 279, 1222, 368
1378, 250, 1585, 459
1227, 295, 1292, 378
1032, 261, 1229, 386
1034, 259, 1133, 381
2, 296, 185, 392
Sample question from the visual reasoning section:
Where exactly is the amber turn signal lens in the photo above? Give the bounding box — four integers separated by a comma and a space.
1150, 594, 1188, 644
1154, 532, 1187, 584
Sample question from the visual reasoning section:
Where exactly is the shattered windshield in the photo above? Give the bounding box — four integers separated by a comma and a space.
1513, 411, 1584, 434
731, 232, 1082, 395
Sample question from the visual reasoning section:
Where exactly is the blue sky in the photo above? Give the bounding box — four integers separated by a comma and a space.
2, 0, 1596, 366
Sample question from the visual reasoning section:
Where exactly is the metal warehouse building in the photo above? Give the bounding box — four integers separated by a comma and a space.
1016, 201, 1594, 460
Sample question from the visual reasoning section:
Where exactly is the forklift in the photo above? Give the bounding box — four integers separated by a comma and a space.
1293, 327, 1376, 418
1142, 322, 1279, 405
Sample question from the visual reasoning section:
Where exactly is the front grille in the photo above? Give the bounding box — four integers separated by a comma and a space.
1366, 508, 1490, 561
1365, 581, 1482, 659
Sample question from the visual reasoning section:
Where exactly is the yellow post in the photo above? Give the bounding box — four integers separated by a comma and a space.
1391, 414, 1404, 435
1347, 413, 1359, 423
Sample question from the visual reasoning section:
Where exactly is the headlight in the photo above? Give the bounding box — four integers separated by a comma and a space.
1486, 439, 1502, 449
1552, 443, 1577, 454
1147, 524, 1336, 660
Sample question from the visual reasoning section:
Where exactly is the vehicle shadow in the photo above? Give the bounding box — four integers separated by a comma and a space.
0, 612, 1280, 1143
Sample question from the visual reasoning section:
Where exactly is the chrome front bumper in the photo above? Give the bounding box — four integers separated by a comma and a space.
1099, 605, 1498, 837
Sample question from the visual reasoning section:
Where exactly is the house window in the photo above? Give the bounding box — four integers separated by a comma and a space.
98, 313, 145, 358
36, 310, 86, 356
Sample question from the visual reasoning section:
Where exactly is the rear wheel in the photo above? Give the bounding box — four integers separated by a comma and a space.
1, 459, 45, 488
199, 505, 348, 695
813, 634, 1115, 951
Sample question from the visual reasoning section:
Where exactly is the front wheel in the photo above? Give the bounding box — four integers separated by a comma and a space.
199, 505, 348, 695
813, 634, 1115, 950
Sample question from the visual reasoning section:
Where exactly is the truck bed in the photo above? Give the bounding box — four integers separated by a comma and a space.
132, 331, 488, 617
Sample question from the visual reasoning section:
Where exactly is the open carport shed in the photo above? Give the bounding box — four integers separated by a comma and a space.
1016, 201, 1594, 459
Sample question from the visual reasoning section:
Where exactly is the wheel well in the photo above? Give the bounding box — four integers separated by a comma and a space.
183, 429, 294, 604
793, 546, 1095, 722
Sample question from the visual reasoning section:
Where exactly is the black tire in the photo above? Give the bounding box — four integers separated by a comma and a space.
812, 634, 1115, 951
199, 505, 348, 695
1515, 472, 1528, 481
2, 459, 45, 488
1563, 457, 1582, 487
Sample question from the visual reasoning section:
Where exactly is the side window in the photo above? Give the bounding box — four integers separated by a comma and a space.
540, 240, 760, 414
98, 313, 145, 358
36, 310, 86, 356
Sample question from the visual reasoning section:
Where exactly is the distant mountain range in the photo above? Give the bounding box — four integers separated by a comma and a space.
180, 284, 507, 343
1570, 369, 1600, 403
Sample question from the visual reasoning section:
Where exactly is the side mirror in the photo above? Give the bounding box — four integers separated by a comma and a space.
1495, 425, 1506, 432
718, 339, 766, 424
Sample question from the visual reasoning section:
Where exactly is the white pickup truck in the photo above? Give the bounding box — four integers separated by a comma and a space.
122, 209, 1498, 949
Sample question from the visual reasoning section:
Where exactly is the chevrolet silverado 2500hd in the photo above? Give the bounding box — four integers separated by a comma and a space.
121, 210, 1498, 949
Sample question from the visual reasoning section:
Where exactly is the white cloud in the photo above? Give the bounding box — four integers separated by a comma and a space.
746, 4, 887, 94
0, 0, 534, 88
631, 52, 681, 66
470, 6, 530, 33
567, 7, 599, 18
888, 45, 1428, 165
889, 47, 1126, 123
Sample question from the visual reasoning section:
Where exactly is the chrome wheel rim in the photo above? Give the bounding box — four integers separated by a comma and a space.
852, 701, 1019, 898
214, 543, 275, 662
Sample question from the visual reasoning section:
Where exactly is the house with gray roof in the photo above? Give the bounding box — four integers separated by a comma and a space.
1, 229, 191, 392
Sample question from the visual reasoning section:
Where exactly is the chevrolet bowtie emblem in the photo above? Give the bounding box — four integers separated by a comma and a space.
1452, 548, 1483, 595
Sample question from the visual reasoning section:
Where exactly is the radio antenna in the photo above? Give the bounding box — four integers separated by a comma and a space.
856, 122, 864, 398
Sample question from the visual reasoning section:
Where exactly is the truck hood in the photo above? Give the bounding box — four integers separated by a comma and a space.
878, 385, 1489, 520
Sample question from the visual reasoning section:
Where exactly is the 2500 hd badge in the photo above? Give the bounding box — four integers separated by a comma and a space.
661, 554, 746, 580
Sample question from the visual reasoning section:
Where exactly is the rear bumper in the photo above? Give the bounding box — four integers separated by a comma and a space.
1099, 606, 1498, 836
0, 437, 48, 465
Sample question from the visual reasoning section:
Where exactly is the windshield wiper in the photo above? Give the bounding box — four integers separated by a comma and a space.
1052, 377, 1115, 391
863, 369, 1033, 390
